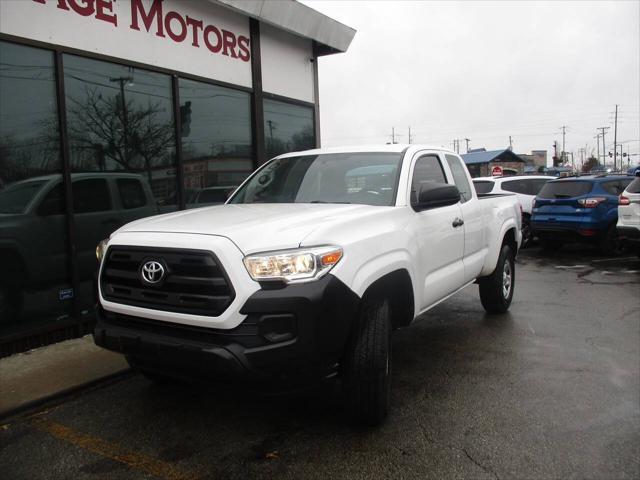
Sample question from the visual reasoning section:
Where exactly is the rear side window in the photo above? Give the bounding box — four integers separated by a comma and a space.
73, 179, 111, 213
117, 179, 147, 209
626, 177, 640, 194
473, 181, 494, 194
445, 154, 472, 202
501, 179, 530, 195
537, 181, 593, 199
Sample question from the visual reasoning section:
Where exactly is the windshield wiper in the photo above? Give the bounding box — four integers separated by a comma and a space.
309, 200, 352, 204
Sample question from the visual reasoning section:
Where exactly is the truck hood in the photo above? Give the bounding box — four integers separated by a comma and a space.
114, 203, 385, 254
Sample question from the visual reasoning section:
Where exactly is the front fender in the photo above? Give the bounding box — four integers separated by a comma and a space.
331, 248, 419, 316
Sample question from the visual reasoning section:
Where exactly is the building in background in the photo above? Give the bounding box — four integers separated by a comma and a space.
518, 150, 548, 173
461, 148, 526, 177
0, 0, 355, 355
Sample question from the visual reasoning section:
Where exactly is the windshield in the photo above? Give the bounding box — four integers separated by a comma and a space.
0, 180, 47, 214
538, 181, 593, 199
229, 152, 403, 206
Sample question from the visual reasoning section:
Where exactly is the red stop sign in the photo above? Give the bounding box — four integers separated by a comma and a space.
492, 166, 503, 176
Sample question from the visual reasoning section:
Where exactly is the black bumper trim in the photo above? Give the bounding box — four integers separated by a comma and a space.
617, 226, 640, 241
94, 274, 360, 383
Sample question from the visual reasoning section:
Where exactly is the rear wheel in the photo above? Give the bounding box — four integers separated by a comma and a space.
600, 225, 622, 257
342, 297, 392, 426
479, 244, 515, 314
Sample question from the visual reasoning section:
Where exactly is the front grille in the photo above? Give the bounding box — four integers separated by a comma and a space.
101, 246, 235, 316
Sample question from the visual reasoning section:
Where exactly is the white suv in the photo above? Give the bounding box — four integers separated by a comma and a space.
617, 176, 640, 256
473, 175, 551, 246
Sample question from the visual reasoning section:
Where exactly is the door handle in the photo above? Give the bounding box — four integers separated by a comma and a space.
452, 218, 464, 228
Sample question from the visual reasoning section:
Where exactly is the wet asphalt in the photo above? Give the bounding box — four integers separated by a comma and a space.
1, 246, 639, 480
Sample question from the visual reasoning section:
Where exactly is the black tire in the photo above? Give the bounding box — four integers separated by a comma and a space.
599, 225, 622, 257
521, 215, 533, 248
342, 297, 392, 426
479, 244, 515, 314
0, 285, 21, 324
126, 356, 178, 385
539, 237, 563, 252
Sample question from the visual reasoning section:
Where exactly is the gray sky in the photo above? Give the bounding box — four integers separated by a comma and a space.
304, 0, 640, 167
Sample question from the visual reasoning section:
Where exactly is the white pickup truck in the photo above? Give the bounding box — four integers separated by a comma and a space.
94, 145, 521, 424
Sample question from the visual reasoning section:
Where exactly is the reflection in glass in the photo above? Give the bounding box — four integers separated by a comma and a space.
0, 41, 72, 332
63, 54, 176, 204
63, 55, 176, 312
263, 99, 315, 159
179, 78, 253, 208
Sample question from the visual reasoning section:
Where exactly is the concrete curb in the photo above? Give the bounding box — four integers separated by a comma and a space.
0, 368, 133, 421
0, 335, 132, 420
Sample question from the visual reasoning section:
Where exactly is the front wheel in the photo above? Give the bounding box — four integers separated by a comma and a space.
342, 297, 392, 426
479, 244, 515, 314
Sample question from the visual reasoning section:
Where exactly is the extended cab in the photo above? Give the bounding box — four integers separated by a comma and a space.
94, 145, 521, 424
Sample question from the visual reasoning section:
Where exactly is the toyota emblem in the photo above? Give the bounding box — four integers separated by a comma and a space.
140, 260, 165, 285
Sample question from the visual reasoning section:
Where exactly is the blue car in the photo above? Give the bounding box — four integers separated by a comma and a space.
531, 175, 634, 255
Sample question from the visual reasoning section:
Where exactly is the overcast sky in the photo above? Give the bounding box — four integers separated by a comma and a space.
303, 0, 640, 167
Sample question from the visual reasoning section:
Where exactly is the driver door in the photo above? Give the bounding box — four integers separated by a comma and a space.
410, 153, 465, 310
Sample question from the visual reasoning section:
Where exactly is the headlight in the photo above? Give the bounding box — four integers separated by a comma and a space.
243, 246, 343, 283
96, 239, 109, 262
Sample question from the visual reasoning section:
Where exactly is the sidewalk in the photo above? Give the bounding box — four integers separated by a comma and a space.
0, 335, 130, 419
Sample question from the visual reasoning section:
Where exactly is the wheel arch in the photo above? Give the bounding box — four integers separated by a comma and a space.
359, 269, 415, 330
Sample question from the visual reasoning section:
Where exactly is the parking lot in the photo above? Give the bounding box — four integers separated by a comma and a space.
1, 246, 639, 480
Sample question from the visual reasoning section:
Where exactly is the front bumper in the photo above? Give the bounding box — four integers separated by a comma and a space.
94, 274, 360, 384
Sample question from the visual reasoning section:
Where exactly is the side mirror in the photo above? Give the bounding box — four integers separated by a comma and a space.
412, 184, 460, 211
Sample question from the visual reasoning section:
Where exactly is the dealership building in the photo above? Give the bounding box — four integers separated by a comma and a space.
0, 0, 355, 354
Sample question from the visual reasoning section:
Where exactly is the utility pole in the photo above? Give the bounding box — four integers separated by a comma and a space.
464, 138, 470, 153
560, 126, 567, 163
594, 133, 601, 165
612, 104, 618, 171
408, 126, 413, 144
509, 136, 513, 151
597, 127, 609, 168
452, 139, 460, 153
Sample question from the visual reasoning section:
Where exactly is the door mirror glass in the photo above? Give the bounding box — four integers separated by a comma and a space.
413, 184, 460, 211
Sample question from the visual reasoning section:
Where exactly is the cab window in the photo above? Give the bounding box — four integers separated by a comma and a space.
73, 179, 111, 213
410, 155, 447, 204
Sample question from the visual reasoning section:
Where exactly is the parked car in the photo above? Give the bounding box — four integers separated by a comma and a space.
531, 174, 634, 255
617, 176, 640, 256
473, 175, 551, 246
0, 173, 157, 322
94, 145, 522, 425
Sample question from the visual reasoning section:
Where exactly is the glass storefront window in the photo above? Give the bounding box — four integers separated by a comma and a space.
0, 41, 73, 333
263, 99, 315, 159
63, 55, 177, 312
179, 78, 253, 207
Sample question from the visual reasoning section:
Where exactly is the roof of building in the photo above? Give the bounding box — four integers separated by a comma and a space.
461, 148, 525, 165
213, 0, 356, 55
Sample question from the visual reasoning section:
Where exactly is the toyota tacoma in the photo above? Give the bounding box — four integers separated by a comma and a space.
94, 145, 521, 425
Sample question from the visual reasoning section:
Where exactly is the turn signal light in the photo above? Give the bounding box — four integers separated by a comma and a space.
321, 250, 343, 266
619, 195, 630, 206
